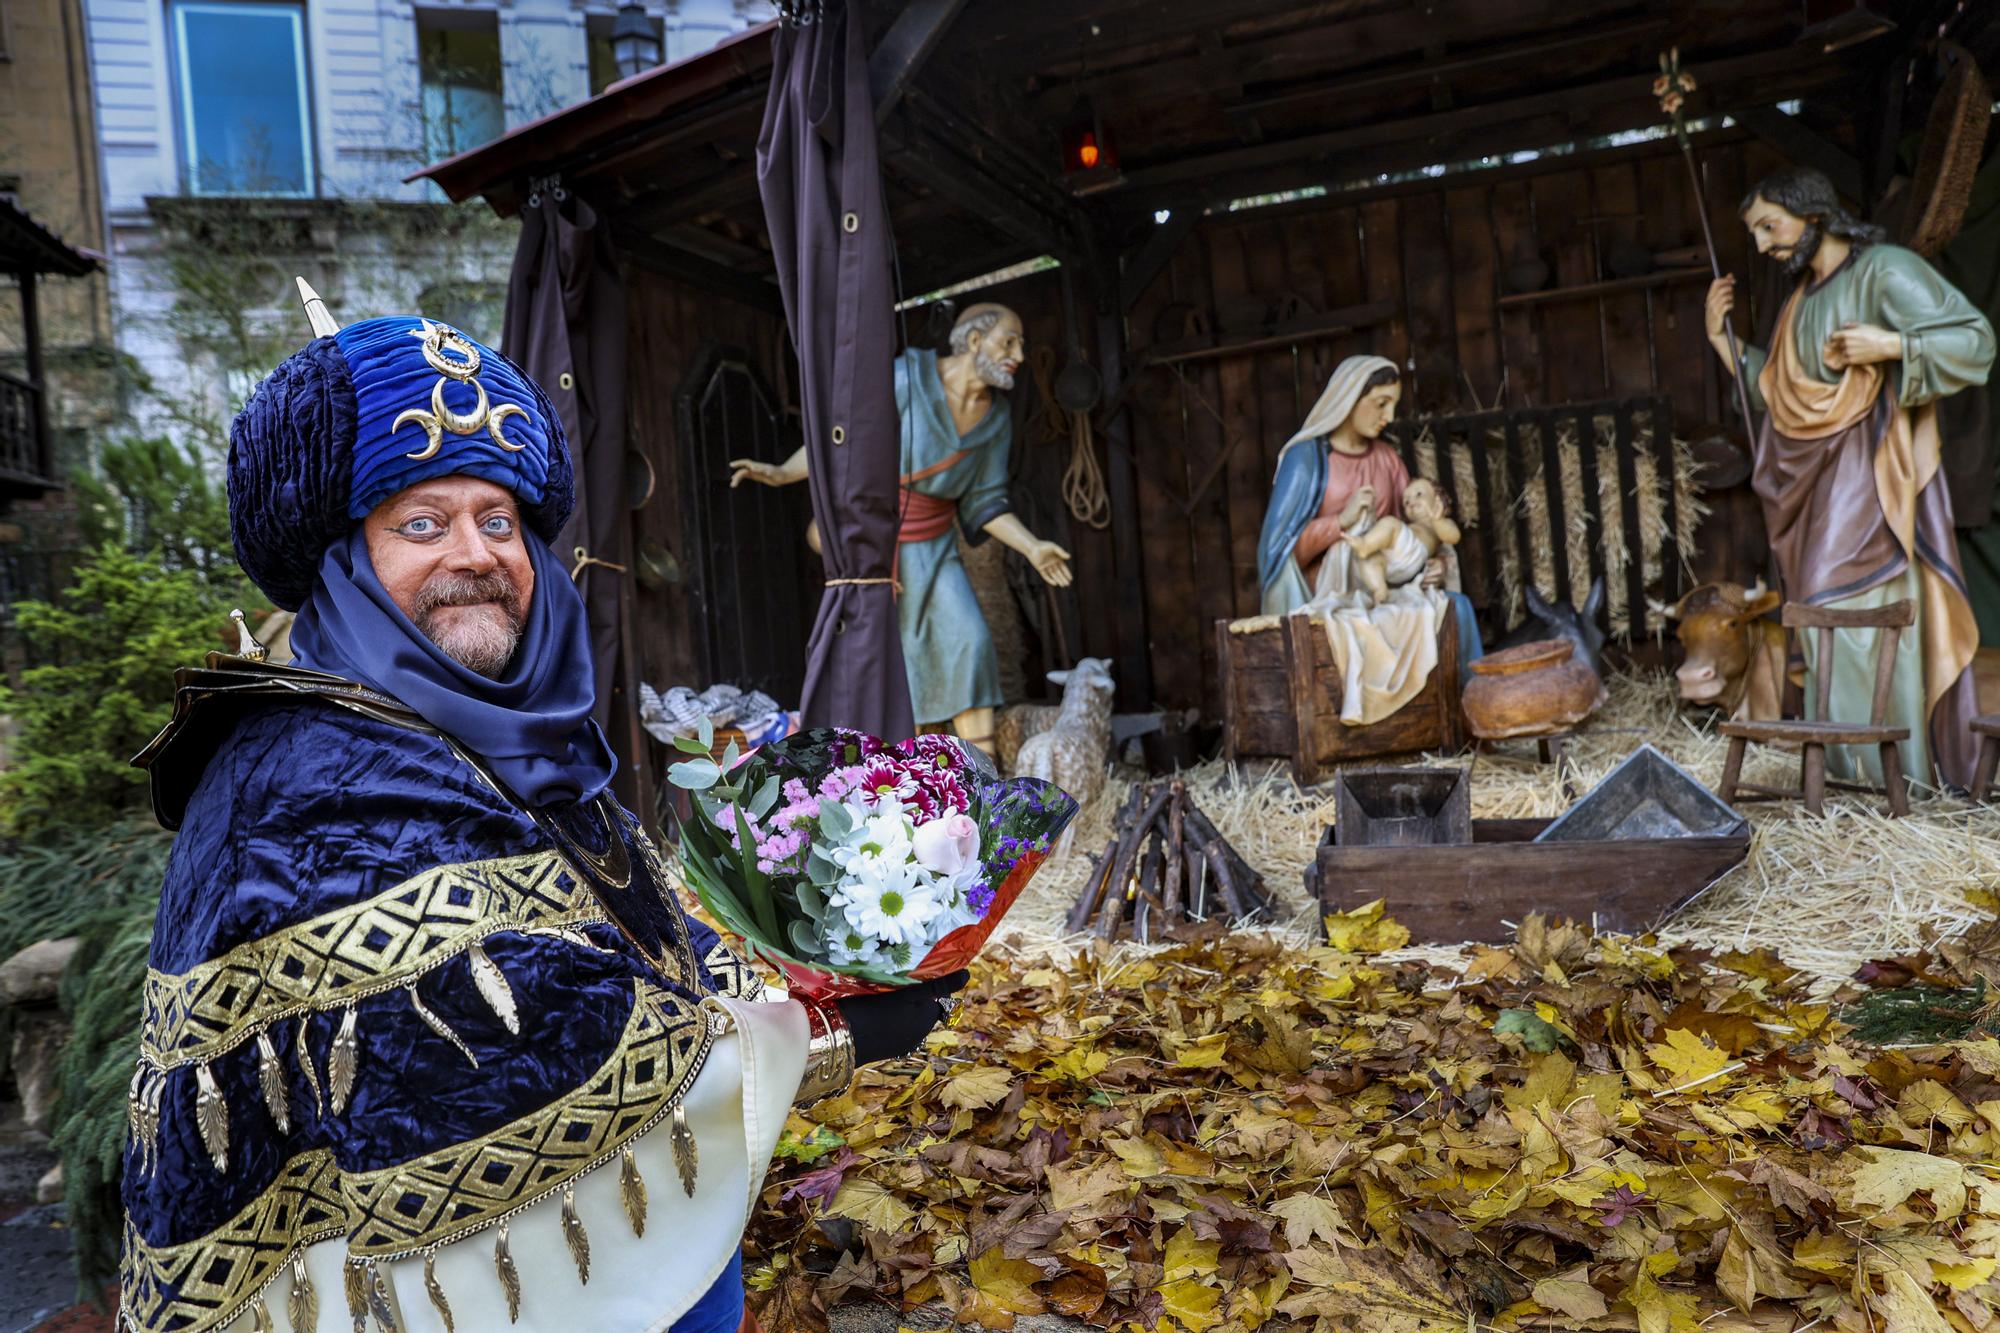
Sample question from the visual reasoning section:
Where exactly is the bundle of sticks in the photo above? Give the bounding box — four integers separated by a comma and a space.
1064, 779, 1276, 942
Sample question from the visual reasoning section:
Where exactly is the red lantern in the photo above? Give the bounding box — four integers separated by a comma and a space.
1062, 100, 1117, 176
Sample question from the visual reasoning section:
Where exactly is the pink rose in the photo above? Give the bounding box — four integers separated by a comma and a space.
912, 813, 980, 876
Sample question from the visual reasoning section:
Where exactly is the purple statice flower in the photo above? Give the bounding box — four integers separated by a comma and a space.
755, 826, 809, 876
782, 778, 811, 806
817, 765, 862, 802
965, 880, 996, 916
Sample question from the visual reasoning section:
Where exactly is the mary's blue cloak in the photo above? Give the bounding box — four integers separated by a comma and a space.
1257, 439, 1329, 616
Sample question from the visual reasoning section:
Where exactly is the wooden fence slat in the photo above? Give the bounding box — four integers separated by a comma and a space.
1536, 406, 1571, 606
1572, 403, 1602, 611
1613, 400, 1648, 634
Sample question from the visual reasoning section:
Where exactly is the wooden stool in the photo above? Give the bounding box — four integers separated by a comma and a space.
1472, 730, 1581, 800
1717, 599, 1913, 819
1973, 715, 2000, 802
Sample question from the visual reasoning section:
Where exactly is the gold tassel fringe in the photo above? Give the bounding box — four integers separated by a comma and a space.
328, 1005, 358, 1117
194, 1061, 229, 1174
256, 1030, 290, 1134
423, 1250, 454, 1333
494, 1222, 521, 1324
619, 1145, 647, 1238
671, 1103, 698, 1198
561, 1184, 590, 1285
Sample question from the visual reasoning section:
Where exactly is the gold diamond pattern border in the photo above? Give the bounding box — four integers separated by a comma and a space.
121, 979, 712, 1333
143, 851, 595, 1066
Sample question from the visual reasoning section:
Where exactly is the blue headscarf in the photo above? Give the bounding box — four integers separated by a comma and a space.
288, 527, 616, 809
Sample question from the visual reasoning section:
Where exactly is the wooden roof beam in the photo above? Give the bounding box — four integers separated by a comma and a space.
880, 120, 1079, 259
1100, 41, 1872, 202
1734, 105, 1866, 203
870, 0, 973, 127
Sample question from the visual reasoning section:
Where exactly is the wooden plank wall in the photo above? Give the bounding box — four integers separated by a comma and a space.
622, 263, 802, 705
1118, 133, 1794, 719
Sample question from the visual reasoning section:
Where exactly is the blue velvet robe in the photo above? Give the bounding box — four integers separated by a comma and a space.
119, 697, 761, 1333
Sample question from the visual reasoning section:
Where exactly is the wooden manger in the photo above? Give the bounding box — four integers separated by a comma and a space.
1309, 751, 1748, 944
1217, 610, 1463, 787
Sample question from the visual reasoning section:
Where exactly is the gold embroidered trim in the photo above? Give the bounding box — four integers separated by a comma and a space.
701, 940, 767, 1002
120, 978, 713, 1333
142, 851, 594, 1066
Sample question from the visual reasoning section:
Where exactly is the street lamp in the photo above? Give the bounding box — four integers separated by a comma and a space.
611, 2, 662, 79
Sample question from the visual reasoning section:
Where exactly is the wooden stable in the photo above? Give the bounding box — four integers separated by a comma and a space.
1217, 612, 1463, 785
415, 1, 2000, 794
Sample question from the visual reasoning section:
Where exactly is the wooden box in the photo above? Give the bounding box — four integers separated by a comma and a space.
1308, 818, 1749, 944
1216, 610, 1464, 787
1334, 767, 1471, 847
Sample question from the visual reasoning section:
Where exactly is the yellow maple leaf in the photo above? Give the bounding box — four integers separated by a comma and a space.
1872, 1267, 1953, 1332
1045, 1044, 1110, 1082
1934, 1255, 1998, 1291
1321, 899, 1410, 953
823, 1177, 915, 1232
968, 1248, 1046, 1316
1629, 1268, 1699, 1333
1646, 1027, 1734, 1092
1531, 1266, 1607, 1320
1163, 1226, 1220, 1282
1107, 1136, 1167, 1178
1171, 1033, 1229, 1068
1158, 1279, 1222, 1333
1844, 1146, 1970, 1223
1267, 1193, 1355, 1248
938, 1065, 1014, 1111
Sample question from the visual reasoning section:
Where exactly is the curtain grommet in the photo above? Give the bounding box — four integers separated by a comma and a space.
830, 425, 846, 446
842, 212, 859, 233
834, 618, 847, 635
558, 371, 575, 391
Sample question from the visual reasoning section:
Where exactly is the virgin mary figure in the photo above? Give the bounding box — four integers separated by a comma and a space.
1256, 355, 1485, 689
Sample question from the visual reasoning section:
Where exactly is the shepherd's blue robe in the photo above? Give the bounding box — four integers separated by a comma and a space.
893, 348, 1011, 725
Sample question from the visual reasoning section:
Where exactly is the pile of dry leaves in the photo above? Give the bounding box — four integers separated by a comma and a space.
743, 905, 2000, 1332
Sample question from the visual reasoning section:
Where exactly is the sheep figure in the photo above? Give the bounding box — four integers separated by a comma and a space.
1014, 657, 1115, 858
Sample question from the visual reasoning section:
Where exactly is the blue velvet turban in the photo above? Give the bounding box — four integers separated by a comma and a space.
228, 317, 574, 611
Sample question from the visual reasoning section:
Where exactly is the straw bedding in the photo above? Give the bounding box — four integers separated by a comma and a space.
997, 670, 2000, 990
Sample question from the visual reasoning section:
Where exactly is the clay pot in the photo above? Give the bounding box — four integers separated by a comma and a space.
1462, 639, 1606, 740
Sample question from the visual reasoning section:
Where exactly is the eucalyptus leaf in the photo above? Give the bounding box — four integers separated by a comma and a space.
667, 757, 721, 789
697, 715, 713, 749
722, 741, 740, 770
794, 878, 826, 921
673, 734, 711, 755
818, 799, 853, 840
807, 851, 841, 888
788, 918, 821, 956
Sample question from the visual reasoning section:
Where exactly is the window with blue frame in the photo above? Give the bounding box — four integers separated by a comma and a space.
170, 1, 314, 196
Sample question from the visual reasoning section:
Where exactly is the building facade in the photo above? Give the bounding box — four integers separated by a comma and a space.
85, 0, 772, 429
0, 0, 114, 458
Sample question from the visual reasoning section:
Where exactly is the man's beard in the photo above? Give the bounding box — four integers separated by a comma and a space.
1778, 221, 1823, 276
974, 349, 1015, 390
412, 571, 523, 679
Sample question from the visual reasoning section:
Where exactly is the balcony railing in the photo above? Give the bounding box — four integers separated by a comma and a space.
0, 371, 55, 491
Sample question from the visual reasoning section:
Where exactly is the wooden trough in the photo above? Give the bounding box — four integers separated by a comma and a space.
1310, 752, 1749, 943
1217, 612, 1463, 787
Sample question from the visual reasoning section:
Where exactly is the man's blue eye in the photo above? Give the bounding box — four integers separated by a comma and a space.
483, 516, 515, 536
404, 517, 440, 535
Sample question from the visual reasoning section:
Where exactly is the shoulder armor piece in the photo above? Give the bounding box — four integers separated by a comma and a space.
132, 652, 433, 831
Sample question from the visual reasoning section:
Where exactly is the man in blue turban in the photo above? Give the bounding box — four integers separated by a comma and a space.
118, 282, 961, 1333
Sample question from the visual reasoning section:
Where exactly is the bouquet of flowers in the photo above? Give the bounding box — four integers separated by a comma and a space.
666, 724, 1079, 998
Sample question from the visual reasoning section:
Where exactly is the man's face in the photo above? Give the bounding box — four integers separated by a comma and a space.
365, 476, 534, 679
971, 315, 1025, 390
1350, 381, 1401, 440
1743, 196, 1818, 274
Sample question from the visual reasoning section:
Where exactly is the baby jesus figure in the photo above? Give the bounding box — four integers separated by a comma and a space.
1339, 478, 1461, 605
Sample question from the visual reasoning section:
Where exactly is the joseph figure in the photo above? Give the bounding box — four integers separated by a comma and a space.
1707, 164, 1996, 788
731, 303, 1072, 753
